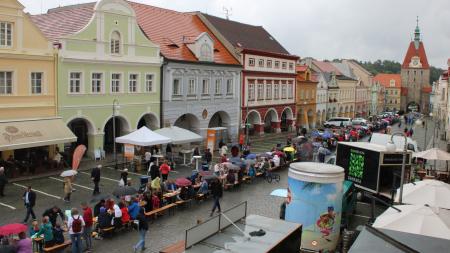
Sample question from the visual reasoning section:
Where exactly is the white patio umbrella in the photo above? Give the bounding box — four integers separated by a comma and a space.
413, 148, 450, 160
60, 170, 77, 177
395, 179, 450, 209
372, 205, 450, 240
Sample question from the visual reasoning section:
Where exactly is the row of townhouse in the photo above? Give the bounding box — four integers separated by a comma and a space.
0, 0, 299, 161
430, 59, 450, 142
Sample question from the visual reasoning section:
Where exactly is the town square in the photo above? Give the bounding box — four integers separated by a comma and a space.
1, 0, 450, 252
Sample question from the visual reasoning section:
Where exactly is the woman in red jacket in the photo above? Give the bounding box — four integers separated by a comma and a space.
81, 202, 93, 252
159, 160, 171, 181
119, 202, 130, 224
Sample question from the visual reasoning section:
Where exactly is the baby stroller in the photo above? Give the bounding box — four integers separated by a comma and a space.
139, 176, 150, 193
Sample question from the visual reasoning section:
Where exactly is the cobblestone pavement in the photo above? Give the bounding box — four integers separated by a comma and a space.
0, 132, 292, 252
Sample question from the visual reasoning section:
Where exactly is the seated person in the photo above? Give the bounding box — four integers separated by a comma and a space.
272, 155, 280, 167
97, 207, 113, 229
127, 198, 140, 220
112, 204, 123, 230
226, 173, 235, 184
178, 187, 189, 201
187, 186, 195, 199
93, 199, 105, 217
197, 179, 208, 194
119, 202, 130, 225
33, 216, 54, 248
52, 223, 65, 245
150, 177, 161, 192
142, 192, 153, 212
29, 220, 40, 237
165, 180, 177, 192
151, 192, 161, 209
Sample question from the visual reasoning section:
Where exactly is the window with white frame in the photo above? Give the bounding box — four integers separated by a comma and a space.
0, 71, 12, 94
281, 84, 287, 99
257, 83, 264, 100
288, 83, 293, 99
128, 74, 138, 93
226, 79, 233, 95
202, 79, 210, 95
69, 72, 82, 94
200, 43, 213, 61
214, 79, 222, 95
305, 90, 309, 99
249, 58, 255, 66
266, 82, 272, 100
0, 22, 12, 47
110, 31, 121, 54
282, 62, 287, 69
288, 63, 294, 70
258, 59, 264, 68
172, 78, 181, 96
188, 79, 196, 95
31, 72, 43, 94
145, 74, 154, 92
274, 82, 279, 99
111, 73, 121, 93
91, 73, 102, 93
248, 81, 255, 101
274, 61, 280, 69
267, 60, 272, 68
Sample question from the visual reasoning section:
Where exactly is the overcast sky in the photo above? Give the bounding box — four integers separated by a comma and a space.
21, 0, 450, 68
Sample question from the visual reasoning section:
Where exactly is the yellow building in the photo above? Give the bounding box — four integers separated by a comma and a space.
0, 0, 75, 176
374, 74, 402, 112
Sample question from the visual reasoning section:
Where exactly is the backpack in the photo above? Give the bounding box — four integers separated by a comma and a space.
53, 228, 64, 244
72, 216, 82, 233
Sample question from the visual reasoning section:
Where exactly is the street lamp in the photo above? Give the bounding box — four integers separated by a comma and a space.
113, 99, 120, 169
387, 132, 408, 204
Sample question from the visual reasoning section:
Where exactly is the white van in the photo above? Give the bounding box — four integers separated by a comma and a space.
323, 117, 352, 128
369, 133, 420, 152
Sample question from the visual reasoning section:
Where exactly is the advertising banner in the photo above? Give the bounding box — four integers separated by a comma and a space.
124, 144, 134, 160
206, 129, 216, 151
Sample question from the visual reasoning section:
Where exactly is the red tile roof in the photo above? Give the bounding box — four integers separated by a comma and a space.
130, 2, 239, 64
402, 41, 430, 69
31, 3, 95, 41
312, 60, 342, 75
373, 73, 402, 88
295, 65, 307, 72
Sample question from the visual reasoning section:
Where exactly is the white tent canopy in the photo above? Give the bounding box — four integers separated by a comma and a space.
373, 205, 450, 240
395, 179, 450, 209
115, 126, 171, 146
154, 126, 202, 145
413, 148, 450, 160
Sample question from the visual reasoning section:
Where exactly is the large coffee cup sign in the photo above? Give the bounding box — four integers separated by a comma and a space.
2, 126, 43, 143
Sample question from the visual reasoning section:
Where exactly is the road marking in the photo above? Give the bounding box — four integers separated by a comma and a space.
0, 202, 16, 210
104, 166, 144, 176
49, 177, 93, 191
80, 171, 121, 182
13, 183, 62, 200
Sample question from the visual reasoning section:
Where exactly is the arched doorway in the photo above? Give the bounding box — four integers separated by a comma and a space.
344, 106, 349, 117
245, 110, 261, 135
174, 113, 200, 133
350, 105, 354, 118
264, 109, 278, 133
280, 107, 293, 132
208, 111, 231, 129
68, 118, 95, 153
137, 113, 159, 130
339, 107, 344, 117
307, 109, 314, 129
327, 108, 332, 120
103, 116, 131, 153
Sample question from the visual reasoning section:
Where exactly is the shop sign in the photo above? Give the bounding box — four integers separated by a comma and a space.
124, 144, 134, 160
2, 126, 43, 143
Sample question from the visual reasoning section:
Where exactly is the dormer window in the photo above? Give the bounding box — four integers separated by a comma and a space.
110, 31, 121, 54
200, 43, 213, 61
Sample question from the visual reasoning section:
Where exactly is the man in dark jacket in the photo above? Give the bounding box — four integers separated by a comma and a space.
204, 149, 212, 164
42, 206, 65, 227
22, 186, 36, 223
133, 208, 148, 252
210, 181, 223, 216
91, 165, 101, 195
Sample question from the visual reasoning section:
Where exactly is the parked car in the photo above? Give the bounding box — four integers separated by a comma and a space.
352, 118, 367, 125
323, 117, 352, 128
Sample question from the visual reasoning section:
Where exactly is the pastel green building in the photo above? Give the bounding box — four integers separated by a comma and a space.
32, 0, 162, 157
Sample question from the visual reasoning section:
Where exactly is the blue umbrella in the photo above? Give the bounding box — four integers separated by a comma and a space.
322, 131, 333, 139
311, 130, 320, 137
270, 189, 287, 198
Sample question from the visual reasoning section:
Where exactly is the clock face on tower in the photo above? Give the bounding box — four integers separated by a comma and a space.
409, 56, 422, 68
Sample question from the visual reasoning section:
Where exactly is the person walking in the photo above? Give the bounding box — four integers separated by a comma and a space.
159, 161, 171, 181
204, 148, 212, 164
210, 180, 223, 216
81, 202, 93, 252
22, 186, 36, 223
133, 208, 148, 253
318, 145, 331, 163
120, 169, 129, 187
63, 176, 73, 203
0, 167, 7, 197
90, 165, 101, 195
68, 208, 85, 253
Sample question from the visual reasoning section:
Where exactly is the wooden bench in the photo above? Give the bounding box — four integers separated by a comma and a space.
242, 176, 252, 183
98, 226, 115, 238
145, 203, 177, 219
43, 240, 71, 253
255, 172, 264, 177
195, 193, 206, 202
175, 199, 192, 208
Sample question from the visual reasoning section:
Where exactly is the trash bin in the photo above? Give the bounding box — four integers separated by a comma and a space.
285, 162, 345, 252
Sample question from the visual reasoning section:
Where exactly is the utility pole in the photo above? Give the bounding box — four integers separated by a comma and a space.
223, 7, 232, 20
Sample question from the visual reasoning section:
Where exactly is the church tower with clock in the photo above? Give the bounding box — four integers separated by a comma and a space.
400, 18, 431, 113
